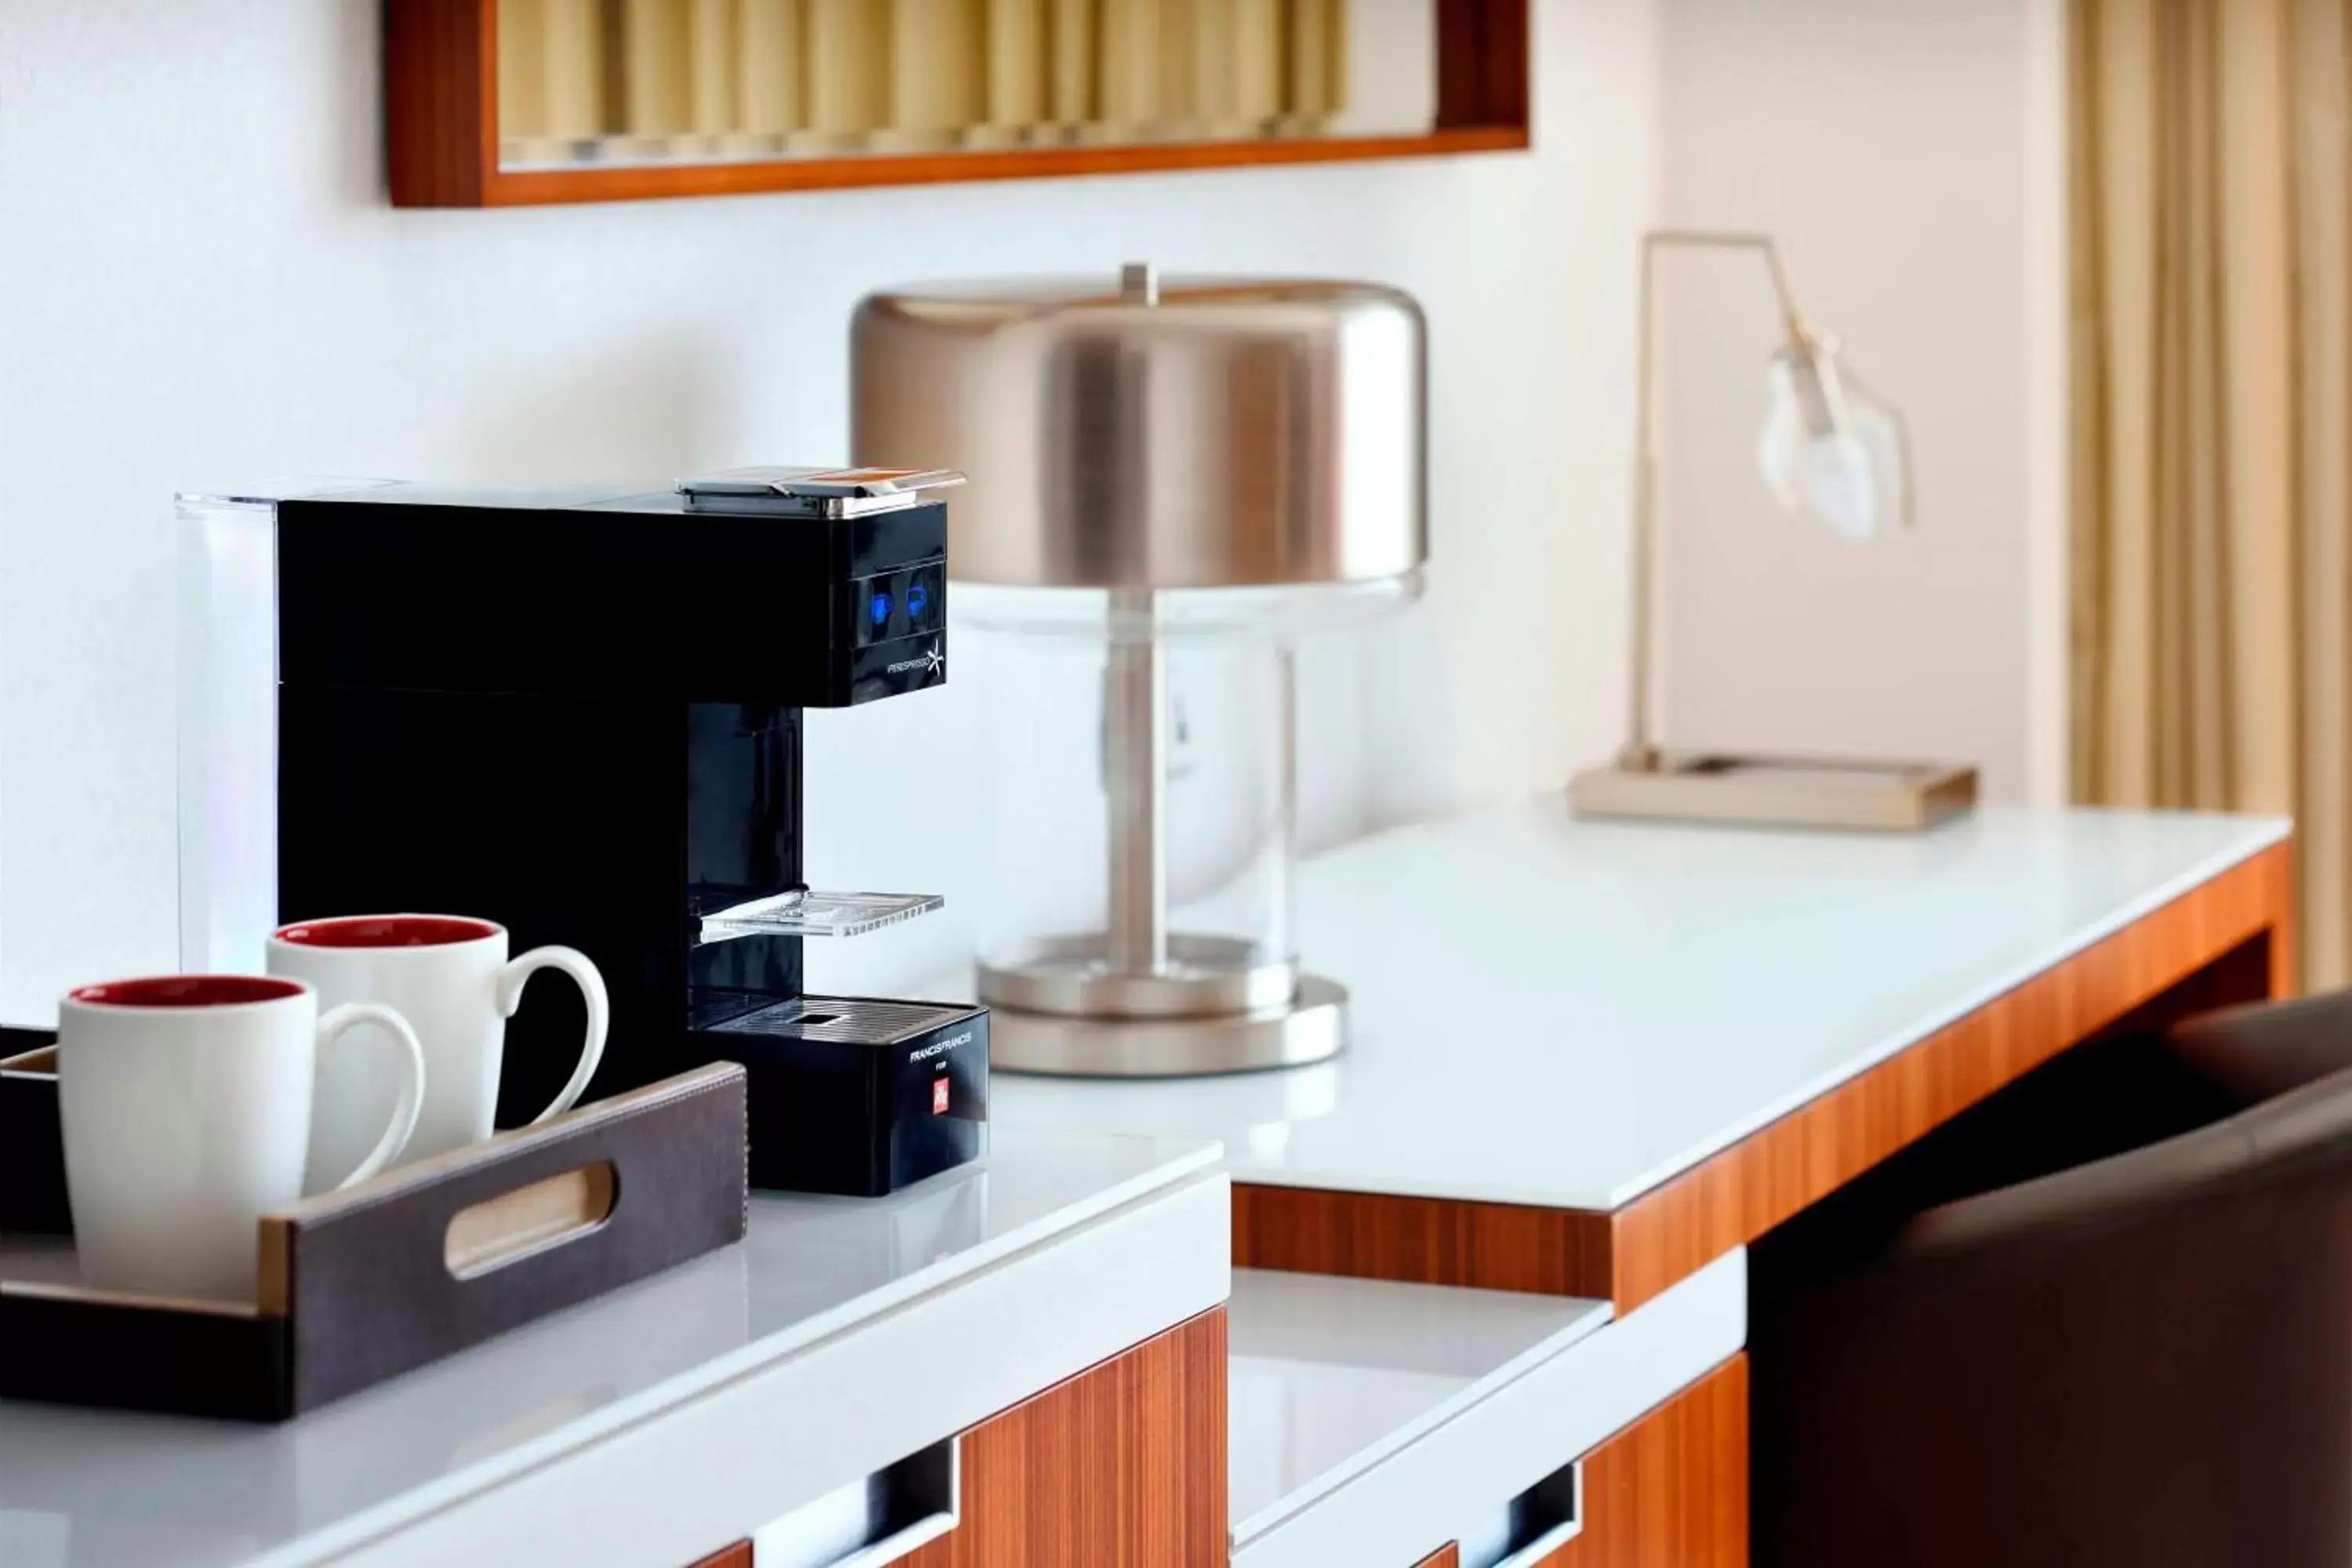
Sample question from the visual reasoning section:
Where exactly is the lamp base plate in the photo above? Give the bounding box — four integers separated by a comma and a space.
1570, 753, 1977, 833
990, 976, 1347, 1078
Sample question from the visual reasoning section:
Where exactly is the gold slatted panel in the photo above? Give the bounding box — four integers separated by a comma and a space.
494, 0, 1350, 166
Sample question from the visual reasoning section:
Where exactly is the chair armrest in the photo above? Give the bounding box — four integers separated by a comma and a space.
1903, 1053, 2352, 1258
2169, 987, 2352, 1103
1899, 1116, 2254, 1255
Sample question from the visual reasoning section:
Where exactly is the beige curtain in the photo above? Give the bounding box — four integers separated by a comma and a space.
2071, 0, 2352, 986
495, 0, 1345, 148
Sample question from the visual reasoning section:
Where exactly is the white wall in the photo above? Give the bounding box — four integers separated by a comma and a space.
1651, 0, 2067, 803
0, 0, 1661, 1020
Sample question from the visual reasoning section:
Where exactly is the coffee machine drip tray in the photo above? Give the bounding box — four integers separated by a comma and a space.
698, 889, 943, 942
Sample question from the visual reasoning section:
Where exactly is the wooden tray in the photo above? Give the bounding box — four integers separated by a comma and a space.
0, 1055, 746, 1421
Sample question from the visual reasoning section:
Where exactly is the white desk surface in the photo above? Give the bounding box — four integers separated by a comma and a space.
997, 801, 2289, 1212
0, 1131, 1225, 1568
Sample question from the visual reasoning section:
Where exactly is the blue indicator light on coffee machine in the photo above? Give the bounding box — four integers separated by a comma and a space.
905, 580, 931, 621
869, 590, 893, 630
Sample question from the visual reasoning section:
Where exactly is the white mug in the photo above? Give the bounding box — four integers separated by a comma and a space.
268, 915, 608, 1190
56, 975, 425, 1302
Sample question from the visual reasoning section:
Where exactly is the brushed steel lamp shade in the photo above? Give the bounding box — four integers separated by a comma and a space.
852, 267, 1426, 591
853, 266, 1426, 1076
1570, 230, 1976, 833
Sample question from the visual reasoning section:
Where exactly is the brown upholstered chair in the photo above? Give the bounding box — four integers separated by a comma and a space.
1751, 989, 2352, 1568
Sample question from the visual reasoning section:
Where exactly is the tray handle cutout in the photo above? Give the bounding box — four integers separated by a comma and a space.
2, 1044, 57, 1074
274, 1064, 746, 1413
445, 1160, 618, 1279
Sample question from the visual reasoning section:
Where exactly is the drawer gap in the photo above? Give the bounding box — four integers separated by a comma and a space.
1460, 1456, 1583, 1568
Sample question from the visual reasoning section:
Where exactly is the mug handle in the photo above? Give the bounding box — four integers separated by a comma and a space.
315, 1003, 426, 1191
496, 946, 609, 1125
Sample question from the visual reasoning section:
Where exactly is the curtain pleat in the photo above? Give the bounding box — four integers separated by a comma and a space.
2074, 0, 2352, 986
495, 0, 1350, 148
2292, 0, 2352, 978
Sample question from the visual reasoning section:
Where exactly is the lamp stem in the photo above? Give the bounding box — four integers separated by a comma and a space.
1620, 229, 1813, 770
1624, 234, 1664, 770
1644, 229, 1809, 342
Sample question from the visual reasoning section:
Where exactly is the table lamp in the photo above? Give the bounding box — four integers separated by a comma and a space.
1570, 228, 1976, 831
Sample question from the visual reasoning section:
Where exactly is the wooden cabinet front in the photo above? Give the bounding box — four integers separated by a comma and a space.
1547, 1354, 1746, 1568
1395, 1356, 1748, 1568
905, 1305, 1227, 1568
691, 1306, 1224, 1568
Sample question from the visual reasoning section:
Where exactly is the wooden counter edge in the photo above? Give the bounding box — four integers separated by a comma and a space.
1236, 839, 2293, 1311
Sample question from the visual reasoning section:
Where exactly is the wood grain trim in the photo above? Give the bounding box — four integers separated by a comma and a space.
1413, 1547, 1463, 1568
1237, 840, 2293, 1311
1610, 840, 2288, 1308
471, 128, 1528, 207
1232, 1185, 1611, 1299
1544, 1355, 1747, 1568
383, 0, 496, 207
2274, 833, 2301, 995
684, 1543, 750, 1568
903, 1305, 1226, 1568
1436, 0, 1531, 130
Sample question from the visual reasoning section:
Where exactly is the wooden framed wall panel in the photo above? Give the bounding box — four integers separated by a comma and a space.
1433, 0, 1530, 129
1236, 842, 2293, 1312
902, 1305, 1227, 1568
385, 0, 1533, 206
386, 0, 497, 206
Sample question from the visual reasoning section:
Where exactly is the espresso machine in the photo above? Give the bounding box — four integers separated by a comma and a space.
176, 467, 988, 1196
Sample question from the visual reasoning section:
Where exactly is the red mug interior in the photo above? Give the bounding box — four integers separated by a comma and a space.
275, 915, 499, 949
69, 975, 306, 1008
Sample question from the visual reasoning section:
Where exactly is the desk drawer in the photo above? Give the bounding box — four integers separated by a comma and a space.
1229, 1250, 1744, 1568
1409, 1356, 1745, 1568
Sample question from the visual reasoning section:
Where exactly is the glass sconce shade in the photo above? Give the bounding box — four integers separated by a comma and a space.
1756, 337, 1909, 543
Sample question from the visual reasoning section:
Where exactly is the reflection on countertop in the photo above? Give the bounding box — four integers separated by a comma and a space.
0, 1131, 1219, 1568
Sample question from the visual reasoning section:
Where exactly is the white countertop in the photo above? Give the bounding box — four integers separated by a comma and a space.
0, 1131, 1227, 1568
997, 801, 2289, 1211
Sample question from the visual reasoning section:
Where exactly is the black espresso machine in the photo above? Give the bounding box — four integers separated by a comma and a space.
176, 467, 986, 1196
